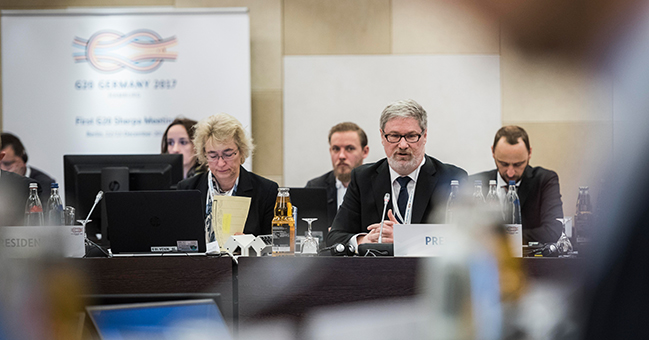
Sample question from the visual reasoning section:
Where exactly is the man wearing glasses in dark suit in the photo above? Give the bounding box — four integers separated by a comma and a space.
327, 99, 467, 251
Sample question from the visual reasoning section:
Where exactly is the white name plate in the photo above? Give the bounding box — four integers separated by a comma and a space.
0, 225, 85, 258
393, 224, 522, 257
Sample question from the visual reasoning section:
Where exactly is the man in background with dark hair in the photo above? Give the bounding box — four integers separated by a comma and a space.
0, 135, 34, 226
306, 122, 369, 226
1, 132, 55, 201
470, 125, 563, 244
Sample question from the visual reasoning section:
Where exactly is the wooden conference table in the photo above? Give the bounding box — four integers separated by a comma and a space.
70, 256, 586, 330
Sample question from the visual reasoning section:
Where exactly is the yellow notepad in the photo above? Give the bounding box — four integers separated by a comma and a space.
211, 196, 251, 251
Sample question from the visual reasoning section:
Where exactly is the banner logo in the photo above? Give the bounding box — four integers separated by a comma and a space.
73, 29, 177, 73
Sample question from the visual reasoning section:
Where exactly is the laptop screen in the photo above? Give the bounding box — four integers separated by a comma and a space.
86, 299, 232, 340
105, 190, 205, 255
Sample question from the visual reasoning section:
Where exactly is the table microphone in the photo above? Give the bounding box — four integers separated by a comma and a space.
358, 192, 394, 256
82, 190, 104, 227
82, 191, 110, 257
320, 243, 354, 256
378, 193, 390, 243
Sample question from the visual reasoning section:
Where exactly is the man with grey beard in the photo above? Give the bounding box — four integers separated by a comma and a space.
327, 99, 467, 251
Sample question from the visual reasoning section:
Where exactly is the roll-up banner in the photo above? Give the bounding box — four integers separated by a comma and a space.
2, 7, 252, 193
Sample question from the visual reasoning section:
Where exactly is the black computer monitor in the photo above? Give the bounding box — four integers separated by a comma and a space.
63, 154, 183, 243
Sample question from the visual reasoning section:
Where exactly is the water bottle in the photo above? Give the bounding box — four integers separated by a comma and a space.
24, 183, 44, 226
485, 180, 499, 206
445, 180, 460, 224
485, 180, 502, 220
46, 183, 65, 225
574, 186, 592, 245
473, 180, 485, 204
504, 180, 522, 224
576, 186, 592, 212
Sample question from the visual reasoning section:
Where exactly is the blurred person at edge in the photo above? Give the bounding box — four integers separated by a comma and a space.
0, 136, 33, 226
161, 117, 206, 180
306, 122, 369, 227
467, 0, 649, 339
177, 113, 278, 236
470, 126, 563, 244
327, 99, 467, 251
1, 132, 54, 202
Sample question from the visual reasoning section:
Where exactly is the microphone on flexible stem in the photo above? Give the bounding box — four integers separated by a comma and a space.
82, 191, 110, 257
357, 193, 394, 256
82, 191, 103, 227
378, 193, 390, 243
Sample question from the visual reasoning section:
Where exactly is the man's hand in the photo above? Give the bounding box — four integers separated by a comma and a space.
358, 209, 399, 244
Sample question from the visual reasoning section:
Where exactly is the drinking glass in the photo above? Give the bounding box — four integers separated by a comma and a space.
301, 218, 319, 256
65, 206, 76, 225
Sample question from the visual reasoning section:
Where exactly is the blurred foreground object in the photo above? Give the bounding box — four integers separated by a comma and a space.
468, 0, 645, 61
418, 205, 524, 339
303, 204, 580, 339
467, 0, 649, 338
0, 227, 89, 340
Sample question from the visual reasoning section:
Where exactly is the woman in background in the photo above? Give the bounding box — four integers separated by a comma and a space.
161, 117, 205, 179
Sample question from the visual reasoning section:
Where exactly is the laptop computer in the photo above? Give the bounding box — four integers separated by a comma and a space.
86, 299, 232, 340
104, 190, 206, 256
289, 187, 329, 250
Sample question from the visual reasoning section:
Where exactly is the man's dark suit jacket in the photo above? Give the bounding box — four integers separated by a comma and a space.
327, 155, 468, 246
0, 170, 33, 226
177, 166, 279, 236
469, 166, 563, 244
305, 170, 337, 227
29, 166, 55, 202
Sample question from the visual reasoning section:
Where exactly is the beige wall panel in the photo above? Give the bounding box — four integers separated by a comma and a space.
284, 0, 391, 55
0, 0, 172, 8
251, 90, 283, 184
177, 0, 283, 91
501, 40, 613, 123
392, 0, 499, 54
263, 174, 283, 185
505, 121, 612, 217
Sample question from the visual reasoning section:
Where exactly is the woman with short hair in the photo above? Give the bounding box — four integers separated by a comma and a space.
177, 113, 278, 236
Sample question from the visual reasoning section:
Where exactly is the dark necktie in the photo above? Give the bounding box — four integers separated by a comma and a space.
396, 176, 411, 223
